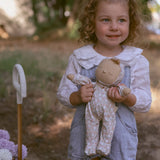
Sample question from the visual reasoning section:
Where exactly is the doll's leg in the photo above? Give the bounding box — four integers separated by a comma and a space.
97, 108, 116, 156
85, 105, 99, 156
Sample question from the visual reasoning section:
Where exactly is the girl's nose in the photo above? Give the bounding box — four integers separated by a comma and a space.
110, 21, 118, 31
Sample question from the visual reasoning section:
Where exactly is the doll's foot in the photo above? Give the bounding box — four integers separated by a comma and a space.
85, 150, 97, 157
96, 145, 110, 156
85, 147, 97, 156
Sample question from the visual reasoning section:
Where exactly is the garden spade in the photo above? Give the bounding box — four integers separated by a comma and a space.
12, 64, 27, 160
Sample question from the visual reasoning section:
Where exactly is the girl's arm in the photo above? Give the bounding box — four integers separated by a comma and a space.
123, 93, 136, 107
129, 55, 152, 112
57, 55, 81, 107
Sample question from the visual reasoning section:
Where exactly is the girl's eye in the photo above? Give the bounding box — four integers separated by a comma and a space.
102, 19, 110, 22
119, 19, 126, 23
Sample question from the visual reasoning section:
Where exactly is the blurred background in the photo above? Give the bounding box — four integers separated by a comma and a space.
0, 0, 160, 159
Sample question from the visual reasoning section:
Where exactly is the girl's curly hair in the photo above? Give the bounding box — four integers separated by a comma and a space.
78, 0, 144, 45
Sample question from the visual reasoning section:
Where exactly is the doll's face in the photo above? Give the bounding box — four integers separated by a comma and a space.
96, 59, 121, 85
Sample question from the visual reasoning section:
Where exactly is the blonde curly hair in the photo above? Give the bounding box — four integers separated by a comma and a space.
78, 0, 144, 45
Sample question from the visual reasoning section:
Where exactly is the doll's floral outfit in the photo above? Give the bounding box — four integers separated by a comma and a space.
85, 83, 117, 156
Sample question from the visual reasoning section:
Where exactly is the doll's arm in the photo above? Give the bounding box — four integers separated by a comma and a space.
118, 85, 131, 97
92, 82, 96, 88
67, 74, 91, 85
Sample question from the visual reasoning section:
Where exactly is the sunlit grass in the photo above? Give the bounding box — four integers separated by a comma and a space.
150, 87, 160, 112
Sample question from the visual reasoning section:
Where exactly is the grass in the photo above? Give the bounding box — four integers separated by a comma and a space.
0, 50, 41, 77
0, 46, 70, 123
0, 48, 67, 80
0, 78, 6, 97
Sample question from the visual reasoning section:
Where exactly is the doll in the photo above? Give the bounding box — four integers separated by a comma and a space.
67, 58, 131, 156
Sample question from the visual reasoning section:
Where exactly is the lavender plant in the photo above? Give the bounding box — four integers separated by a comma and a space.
0, 129, 27, 160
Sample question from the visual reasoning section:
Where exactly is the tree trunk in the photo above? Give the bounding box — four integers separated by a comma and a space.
67, 0, 85, 29
31, 0, 38, 26
43, 0, 52, 22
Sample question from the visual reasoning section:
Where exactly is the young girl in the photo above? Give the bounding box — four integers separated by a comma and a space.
57, 0, 152, 160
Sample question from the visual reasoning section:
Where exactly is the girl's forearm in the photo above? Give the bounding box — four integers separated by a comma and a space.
70, 91, 83, 106
123, 94, 136, 107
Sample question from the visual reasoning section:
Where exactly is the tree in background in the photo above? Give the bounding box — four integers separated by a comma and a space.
31, 0, 68, 33
17, 0, 152, 36
138, 0, 152, 21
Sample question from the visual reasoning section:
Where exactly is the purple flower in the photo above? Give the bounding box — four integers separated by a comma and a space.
0, 129, 28, 160
0, 130, 10, 140
0, 139, 16, 156
14, 144, 28, 160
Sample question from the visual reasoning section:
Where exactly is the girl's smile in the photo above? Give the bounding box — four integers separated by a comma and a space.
107, 34, 121, 39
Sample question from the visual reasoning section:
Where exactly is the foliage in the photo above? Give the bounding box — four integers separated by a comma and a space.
68, 20, 80, 39
16, 0, 152, 37
138, 0, 152, 21
148, 0, 160, 12
29, 0, 69, 34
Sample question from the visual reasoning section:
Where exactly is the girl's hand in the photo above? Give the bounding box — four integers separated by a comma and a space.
107, 84, 136, 107
107, 85, 127, 103
70, 83, 94, 106
79, 83, 94, 103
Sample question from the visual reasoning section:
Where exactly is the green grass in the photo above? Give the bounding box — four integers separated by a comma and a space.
0, 48, 69, 122
0, 50, 43, 77
149, 41, 160, 49
0, 49, 67, 79
0, 79, 6, 98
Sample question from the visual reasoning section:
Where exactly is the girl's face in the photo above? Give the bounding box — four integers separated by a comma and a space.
95, 1, 129, 49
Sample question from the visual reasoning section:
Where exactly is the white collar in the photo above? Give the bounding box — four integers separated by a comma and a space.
73, 45, 143, 69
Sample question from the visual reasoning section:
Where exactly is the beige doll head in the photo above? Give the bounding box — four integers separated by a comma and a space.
96, 58, 124, 87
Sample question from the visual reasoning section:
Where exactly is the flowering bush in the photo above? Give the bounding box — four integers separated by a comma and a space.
0, 139, 16, 156
0, 130, 10, 140
14, 144, 28, 160
0, 129, 27, 160
0, 149, 12, 160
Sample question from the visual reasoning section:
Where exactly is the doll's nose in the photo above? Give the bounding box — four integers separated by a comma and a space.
103, 70, 106, 73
